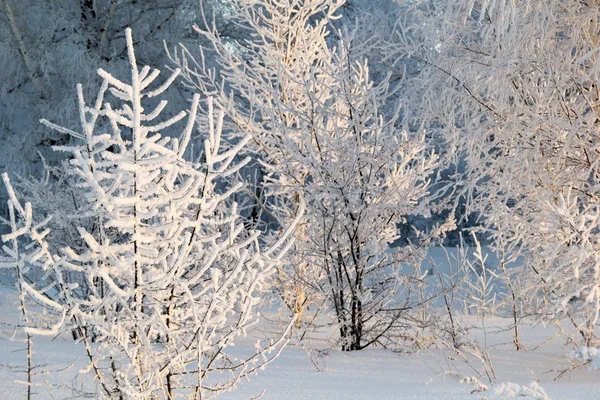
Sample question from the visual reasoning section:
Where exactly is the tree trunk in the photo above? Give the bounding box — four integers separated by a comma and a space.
1, 0, 46, 99
349, 296, 362, 351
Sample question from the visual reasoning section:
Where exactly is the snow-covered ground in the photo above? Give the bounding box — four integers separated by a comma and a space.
1, 309, 599, 399
213, 317, 600, 400
0, 248, 599, 400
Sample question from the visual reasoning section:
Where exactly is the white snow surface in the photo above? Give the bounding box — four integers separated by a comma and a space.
212, 326, 600, 400
1, 306, 600, 399
0, 248, 599, 400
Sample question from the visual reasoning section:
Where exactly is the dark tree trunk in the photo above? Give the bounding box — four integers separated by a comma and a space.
349, 296, 362, 350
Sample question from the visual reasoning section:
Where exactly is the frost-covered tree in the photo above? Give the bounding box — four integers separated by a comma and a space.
171, 0, 350, 332
388, 0, 600, 345
0, 0, 237, 228
1, 28, 298, 398
288, 39, 437, 350
172, 0, 440, 350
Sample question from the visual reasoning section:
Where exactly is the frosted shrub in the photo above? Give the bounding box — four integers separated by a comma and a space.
0, 29, 298, 399
388, 0, 600, 345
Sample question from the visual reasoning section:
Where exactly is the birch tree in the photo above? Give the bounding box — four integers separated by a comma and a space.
171, 0, 440, 350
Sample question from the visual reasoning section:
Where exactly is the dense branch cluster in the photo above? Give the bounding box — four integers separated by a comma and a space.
1, 29, 298, 398
389, 0, 600, 344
